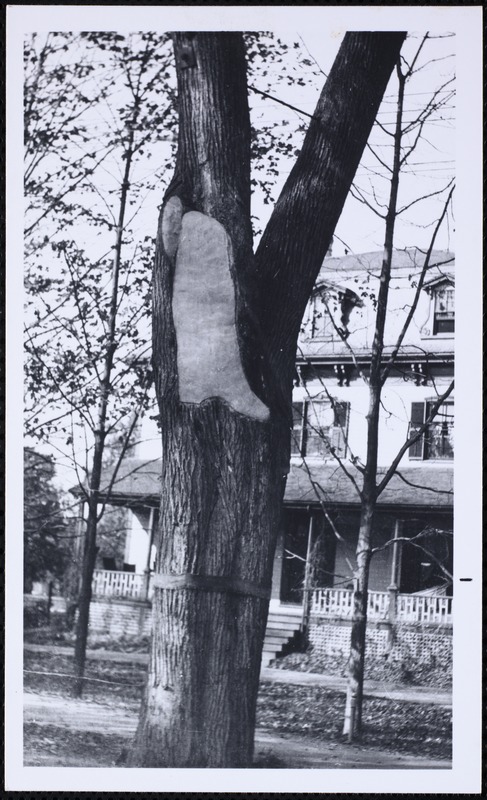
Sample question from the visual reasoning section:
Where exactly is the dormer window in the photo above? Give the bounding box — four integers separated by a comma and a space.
301, 282, 363, 342
433, 286, 455, 334
420, 274, 455, 339
306, 293, 333, 341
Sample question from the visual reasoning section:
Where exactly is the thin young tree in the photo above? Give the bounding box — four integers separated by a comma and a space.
129, 30, 405, 768
341, 35, 455, 738
292, 34, 455, 738
24, 32, 175, 696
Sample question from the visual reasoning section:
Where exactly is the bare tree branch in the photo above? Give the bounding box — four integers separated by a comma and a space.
380, 186, 455, 384
372, 528, 453, 582
375, 380, 454, 498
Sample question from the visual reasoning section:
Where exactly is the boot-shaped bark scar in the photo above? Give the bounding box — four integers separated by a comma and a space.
171, 209, 270, 422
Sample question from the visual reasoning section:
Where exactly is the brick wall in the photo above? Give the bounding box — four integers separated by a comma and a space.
88, 597, 152, 638
309, 616, 452, 667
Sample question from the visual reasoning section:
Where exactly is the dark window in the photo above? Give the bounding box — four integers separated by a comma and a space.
280, 511, 311, 604
433, 286, 454, 334
409, 400, 454, 460
280, 511, 336, 604
291, 399, 349, 458
399, 521, 453, 594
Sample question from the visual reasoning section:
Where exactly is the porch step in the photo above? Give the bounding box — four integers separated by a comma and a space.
264, 634, 293, 647
266, 619, 301, 631
261, 610, 303, 668
265, 626, 297, 637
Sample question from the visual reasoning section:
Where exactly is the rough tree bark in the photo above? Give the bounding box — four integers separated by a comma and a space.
130, 31, 405, 768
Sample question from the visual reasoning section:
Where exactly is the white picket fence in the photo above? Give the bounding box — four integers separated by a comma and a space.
92, 569, 153, 600
311, 587, 452, 625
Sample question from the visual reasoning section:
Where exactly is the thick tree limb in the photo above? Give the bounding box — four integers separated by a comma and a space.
255, 32, 406, 400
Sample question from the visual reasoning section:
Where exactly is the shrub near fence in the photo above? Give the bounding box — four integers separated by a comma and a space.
24, 596, 50, 629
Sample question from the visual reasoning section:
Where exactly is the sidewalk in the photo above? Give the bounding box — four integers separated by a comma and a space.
24, 642, 451, 707
260, 667, 452, 707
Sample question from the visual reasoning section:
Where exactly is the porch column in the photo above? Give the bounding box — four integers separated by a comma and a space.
301, 511, 315, 631
142, 507, 155, 601
388, 518, 403, 627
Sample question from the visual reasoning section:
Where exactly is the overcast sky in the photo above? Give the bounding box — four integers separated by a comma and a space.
249, 28, 455, 255
13, 7, 459, 258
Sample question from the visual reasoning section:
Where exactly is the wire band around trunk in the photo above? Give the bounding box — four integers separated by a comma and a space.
151, 573, 271, 600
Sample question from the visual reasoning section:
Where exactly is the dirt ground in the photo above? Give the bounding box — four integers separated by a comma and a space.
24, 691, 449, 769
22, 643, 452, 770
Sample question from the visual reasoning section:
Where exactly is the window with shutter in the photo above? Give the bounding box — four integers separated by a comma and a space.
408, 402, 425, 459
408, 400, 454, 460
424, 400, 454, 459
290, 398, 349, 458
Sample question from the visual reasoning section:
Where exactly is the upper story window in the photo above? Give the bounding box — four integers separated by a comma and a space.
408, 400, 454, 460
420, 275, 455, 338
291, 398, 350, 458
433, 286, 455, 334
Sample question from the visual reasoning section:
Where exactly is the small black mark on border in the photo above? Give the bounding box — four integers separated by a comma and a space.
459, 578, 473, 582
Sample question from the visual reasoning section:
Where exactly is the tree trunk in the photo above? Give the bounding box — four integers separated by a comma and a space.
343, 503, 373, 737
130, 32, 286, 768
343, 60, 404, 738
131, 405, 287, 766
131, 31, 405, 767
72, 114, 138, 697
72, 494, 99, 697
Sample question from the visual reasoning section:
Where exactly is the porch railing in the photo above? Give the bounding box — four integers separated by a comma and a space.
91, 572, 452, 624
310, 587, 452, 625
92, 569, 153, 600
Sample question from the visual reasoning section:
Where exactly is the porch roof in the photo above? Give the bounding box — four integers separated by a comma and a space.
81, 457, 453, 511
285, 461, 453, 510
70, 458, 162, 507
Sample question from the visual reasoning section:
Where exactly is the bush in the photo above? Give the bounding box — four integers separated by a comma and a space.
24, 597, 49, 629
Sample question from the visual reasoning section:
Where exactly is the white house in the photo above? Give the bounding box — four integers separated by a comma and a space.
80, 248, 454, 661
